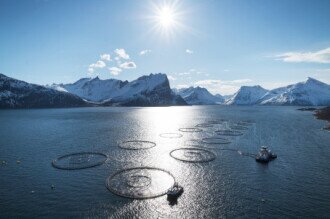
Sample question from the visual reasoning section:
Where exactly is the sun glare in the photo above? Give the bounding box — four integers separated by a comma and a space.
158, 6, 175, 28
146, 1, 188, 39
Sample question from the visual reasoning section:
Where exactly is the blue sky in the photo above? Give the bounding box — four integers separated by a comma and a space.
1, 0, 330, 94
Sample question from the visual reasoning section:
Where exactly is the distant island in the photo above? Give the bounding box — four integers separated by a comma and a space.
1, 73, 330, 108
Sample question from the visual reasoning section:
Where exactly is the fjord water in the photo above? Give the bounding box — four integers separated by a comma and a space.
0, 106, 329, 218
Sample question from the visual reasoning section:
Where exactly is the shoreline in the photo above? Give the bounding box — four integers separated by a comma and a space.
314, 107, 330, 130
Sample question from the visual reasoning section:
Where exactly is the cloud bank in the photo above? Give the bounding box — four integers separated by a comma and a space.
276, 47, 330, 64
194, 79, 253, 95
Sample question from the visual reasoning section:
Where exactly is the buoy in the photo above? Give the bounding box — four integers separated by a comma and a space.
31, 191, 35, 194
16, 160, 21, 164
51, 185, 55, 190
261, 198, 266, 202
2, 160, 6, 165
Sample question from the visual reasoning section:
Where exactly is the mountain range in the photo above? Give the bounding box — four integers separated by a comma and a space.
1, 73, 329, 108
173, 86, 224, 105
226, 77, 330, 106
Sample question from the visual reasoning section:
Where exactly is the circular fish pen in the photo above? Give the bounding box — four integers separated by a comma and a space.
229, 125, 249, 131
118, 140, 156, 150
195, 123, 214, 128
202, 137, 231, 144
215, 129, 244, 136
207, 119, 228, 124
170, 148, 216, 163
52, 152, 107, 170
179, 128, 203, 133
159, 133, 183, 138
105, 167, 175, 199
237, 121, 254, 126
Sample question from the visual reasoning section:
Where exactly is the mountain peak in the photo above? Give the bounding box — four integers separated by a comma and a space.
305, 77, 324, 85
176, 86, 224, 105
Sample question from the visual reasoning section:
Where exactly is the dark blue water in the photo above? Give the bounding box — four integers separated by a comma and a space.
0, 106, 329, 218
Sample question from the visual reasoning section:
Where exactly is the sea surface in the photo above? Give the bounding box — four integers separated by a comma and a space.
0, 106, 329, 218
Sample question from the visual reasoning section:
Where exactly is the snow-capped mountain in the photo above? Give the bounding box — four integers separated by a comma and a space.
226, 85, 268, 105
174, 86, 224, 105
258, 77, 330, 106
52, 73, 187, 106
0, 74, 87, 108
51, 77, 128, 102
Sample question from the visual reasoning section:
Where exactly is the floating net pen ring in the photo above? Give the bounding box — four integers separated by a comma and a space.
215, 129, 244, 136
170, 148, 216, 163
195, 123, 214, 128
179, 128, 203, 133
106, 167, 175, 199
52, 152, 107, 170
118, 140, 156, 150
229, 125, 249, 130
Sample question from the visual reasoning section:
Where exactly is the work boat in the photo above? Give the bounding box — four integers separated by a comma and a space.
255, 146, 277, 163
167, 182, 184, 199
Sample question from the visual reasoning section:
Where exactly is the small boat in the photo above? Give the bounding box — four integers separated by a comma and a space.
167, 182, 184, 199
255, 146, 277, 163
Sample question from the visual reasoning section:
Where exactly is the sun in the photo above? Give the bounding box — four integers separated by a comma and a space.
149, 2, 182, 37
145, 1, 191, 40
157, 6, 175, 28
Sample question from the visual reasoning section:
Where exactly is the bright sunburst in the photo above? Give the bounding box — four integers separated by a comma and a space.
157, 6, 175, 28
146, 1, 187, 39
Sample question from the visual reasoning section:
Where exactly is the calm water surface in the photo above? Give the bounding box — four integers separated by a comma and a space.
0, 106, 329, 218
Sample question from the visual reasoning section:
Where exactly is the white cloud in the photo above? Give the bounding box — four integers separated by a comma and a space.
194, 79, 253, 95
88, 67, 94, 74
89, 60, 106, 69
140, 49, 151, 56
108, 67, 122, 76
168, 75, 176, 81
276, 47, 330, 63
100, 54, 111, 61
114, 48, 130, 60
175, 84, 190, 89
178, 72, 190, 76
119, 61, 137, 69
186, 49, 194, 54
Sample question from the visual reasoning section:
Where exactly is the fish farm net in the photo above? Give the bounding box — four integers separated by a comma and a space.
52, 152, 107, 170
202, 137, 231, 144
106, 167, 175, 199
195, 123, 214, 128
206, 119, 228, 124
118, 140, 156, 150
236, 121, 254, 126
179, 128, 203, 132
170, 148, 216, 163
229, 125, 249, 130
215, 129, 244, 136
159, 133, 183, 138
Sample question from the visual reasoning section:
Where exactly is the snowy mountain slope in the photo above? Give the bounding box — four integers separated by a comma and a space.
226, 85, 268, 105
50, 77, 128, 102
53, 73, 187, 106
0, 74, 88, 108
258, 77, 330, 106
102, 74, 187, 106
175, 86, 224, 105
222, 94, 234, 101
